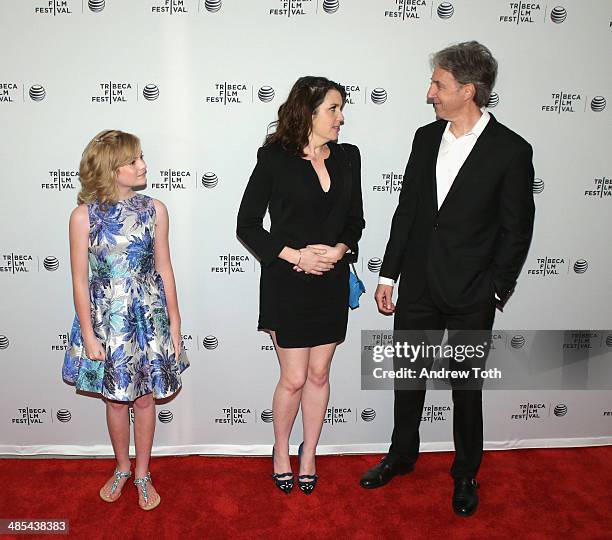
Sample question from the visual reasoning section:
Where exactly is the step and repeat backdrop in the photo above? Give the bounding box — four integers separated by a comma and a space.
0, 0, 611, 455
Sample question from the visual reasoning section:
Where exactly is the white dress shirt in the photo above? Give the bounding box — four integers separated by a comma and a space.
379, 110, 490, 287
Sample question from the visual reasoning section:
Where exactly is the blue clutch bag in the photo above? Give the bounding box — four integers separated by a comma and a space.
76, 357, 105, 393
349, 263, 366, 309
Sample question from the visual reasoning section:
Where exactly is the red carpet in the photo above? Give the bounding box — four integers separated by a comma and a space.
1, 447, 611, 539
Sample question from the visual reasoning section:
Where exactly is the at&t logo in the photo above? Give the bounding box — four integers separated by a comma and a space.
361, 408, 376, 422
322, 0, 339, 14
549, 6, 566, 24
553, 404, 567, 417
436, 2, 454, 19
158, 410, 174, 423
215, 407, 253, 425
367, 257, 382, 273
510, 335, 525, 349
257, 86, 275, 103
201, 172, 219, 188
203, 0, 222, 13
0, 83, 49, 103
487, 92, 499, 108
202, 335, 219, 350
373, 171, 403, 194
88, 0, 105, 12
56, 409, 72, 422
143, 84, 160, 101
370, 88, 387, 105
151, 0, 189, 14
260, 409, 274, 423
42, 169, 78, 191
0, 336, 9, 350
29, 85, 46, 101
533, 178, 544, 194
338, 84, 389, 106
590, 96, 606, 112
573, 259, 588, 274
43, 256, 60, 271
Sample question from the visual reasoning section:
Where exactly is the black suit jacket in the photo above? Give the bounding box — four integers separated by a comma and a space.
237, 141, 365, 269
380, 114, 535, 313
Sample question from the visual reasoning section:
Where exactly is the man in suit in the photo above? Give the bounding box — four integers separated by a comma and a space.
359, 41, 535, 516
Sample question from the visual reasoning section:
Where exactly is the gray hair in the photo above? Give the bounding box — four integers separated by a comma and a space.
431, 41, 498, 108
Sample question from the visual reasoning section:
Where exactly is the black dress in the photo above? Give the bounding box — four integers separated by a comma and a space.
237, 141, 365, 348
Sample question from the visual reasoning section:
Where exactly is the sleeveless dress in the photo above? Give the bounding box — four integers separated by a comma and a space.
62, 194, 188, 401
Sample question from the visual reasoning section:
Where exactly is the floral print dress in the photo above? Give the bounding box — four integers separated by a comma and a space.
62, 194, 188, 401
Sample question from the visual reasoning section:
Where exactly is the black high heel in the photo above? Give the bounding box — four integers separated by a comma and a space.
297, 442, 318, 495
271, 446, 294, 494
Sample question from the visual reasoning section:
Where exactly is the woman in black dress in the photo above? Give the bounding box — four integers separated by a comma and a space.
237, 76, 364, 494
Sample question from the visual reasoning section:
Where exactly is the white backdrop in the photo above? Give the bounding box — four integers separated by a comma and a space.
0, 0, 611, 456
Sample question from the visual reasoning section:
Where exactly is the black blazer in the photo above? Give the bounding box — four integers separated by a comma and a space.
380, 114, 535, 312
237, 141, 365, 268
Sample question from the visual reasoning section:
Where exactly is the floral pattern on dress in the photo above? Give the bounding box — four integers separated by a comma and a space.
62, 194, 188, 401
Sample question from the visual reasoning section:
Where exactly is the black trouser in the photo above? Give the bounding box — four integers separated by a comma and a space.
388, 286, 495, 479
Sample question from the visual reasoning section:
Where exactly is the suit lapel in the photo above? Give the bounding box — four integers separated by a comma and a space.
429, 121, 446, 214
437, 114, 499, 214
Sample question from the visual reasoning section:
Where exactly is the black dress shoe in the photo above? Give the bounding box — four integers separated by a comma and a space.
271, 446, 294, 494
297, 442, 318, 495
359, 455, 414, 489
452, 478, 479, 517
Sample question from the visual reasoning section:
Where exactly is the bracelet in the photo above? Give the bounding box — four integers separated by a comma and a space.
296, 249, 302, 268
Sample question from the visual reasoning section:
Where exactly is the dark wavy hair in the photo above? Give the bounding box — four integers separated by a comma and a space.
265, 76, 346, 156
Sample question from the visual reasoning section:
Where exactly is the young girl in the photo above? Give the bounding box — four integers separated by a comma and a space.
62, 129, 188, 511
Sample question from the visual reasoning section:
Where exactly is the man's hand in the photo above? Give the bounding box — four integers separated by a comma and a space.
375, 284, 395, 315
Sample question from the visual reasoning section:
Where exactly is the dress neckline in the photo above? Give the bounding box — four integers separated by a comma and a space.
300, 143, 333, 163
304, 145, 334, 194
117, 193, 140, 203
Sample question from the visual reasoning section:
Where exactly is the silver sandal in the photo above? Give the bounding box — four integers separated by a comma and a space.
99, 468, 132, 502
134, 472, 161, 511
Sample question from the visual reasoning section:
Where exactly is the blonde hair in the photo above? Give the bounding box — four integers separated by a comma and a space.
77, 129, 141, 205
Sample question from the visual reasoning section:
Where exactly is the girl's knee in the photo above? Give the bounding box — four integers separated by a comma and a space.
133, 393, 154, 409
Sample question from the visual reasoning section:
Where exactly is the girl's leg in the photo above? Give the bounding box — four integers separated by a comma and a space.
270, 331, 309, 476
133, 393, 160, 508
100, 399, 131, 500
299, 342, 337, 477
